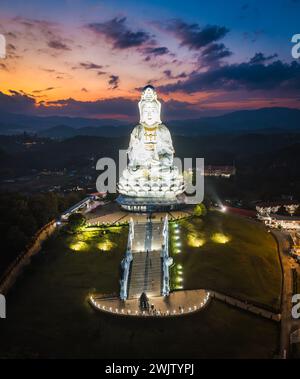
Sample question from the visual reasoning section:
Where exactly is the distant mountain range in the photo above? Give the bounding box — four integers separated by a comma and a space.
0, 107, 299, 138
0, 112, 127, 132
169, 107, 300, 135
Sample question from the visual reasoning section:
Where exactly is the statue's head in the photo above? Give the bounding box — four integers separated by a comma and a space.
139, 85, 162, 126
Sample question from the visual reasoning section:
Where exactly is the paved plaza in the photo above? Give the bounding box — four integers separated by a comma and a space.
90, 289, 210, 317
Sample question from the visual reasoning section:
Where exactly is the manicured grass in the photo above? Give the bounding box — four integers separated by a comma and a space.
0, 280, 279, 358
0, 219, 279, 358
170, 211, 282, 310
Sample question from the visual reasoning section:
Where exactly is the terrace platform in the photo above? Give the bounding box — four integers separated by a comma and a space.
89, 289, 210, 317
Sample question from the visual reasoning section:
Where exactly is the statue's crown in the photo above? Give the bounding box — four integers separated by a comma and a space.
141, 85, 157, 102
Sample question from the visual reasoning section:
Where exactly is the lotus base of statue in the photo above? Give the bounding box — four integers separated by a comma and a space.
117, 193, 186, 213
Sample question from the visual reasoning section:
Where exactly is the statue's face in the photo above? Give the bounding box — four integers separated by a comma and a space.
142, 103, 159, 126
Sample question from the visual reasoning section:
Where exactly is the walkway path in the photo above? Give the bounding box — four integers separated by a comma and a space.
211, 291, 281, 322
272, 230, 294, 358
128, 218, 164, 299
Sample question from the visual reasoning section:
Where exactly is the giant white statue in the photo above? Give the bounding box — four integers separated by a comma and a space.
118, 85, 185, 210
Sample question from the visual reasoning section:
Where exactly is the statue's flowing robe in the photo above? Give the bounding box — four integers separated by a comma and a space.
128, 123, 174, 169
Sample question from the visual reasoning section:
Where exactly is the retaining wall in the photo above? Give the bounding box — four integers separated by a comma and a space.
0, 220, 57, 295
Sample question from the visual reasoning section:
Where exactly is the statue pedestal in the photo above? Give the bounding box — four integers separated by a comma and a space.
117, 194, 186, 213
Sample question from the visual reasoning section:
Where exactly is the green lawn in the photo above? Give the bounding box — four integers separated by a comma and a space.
0, 217, 280, 358
170, 211, 282, 311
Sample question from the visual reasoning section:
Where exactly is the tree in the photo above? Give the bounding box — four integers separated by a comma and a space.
193, 203, 207, 217
68, 213, 86, 232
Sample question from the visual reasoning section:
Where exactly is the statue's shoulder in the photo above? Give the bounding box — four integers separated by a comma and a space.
158, 123, 168, 129
158, 123, 171, 134
131, 124, 143, 135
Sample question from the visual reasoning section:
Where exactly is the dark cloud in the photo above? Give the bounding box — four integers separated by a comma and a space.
249, 52, 278, 65
159, 60, 300, 93
108, 75, 120, 89
163, 19, 229, 50
86, 17, 174, 62
87, 17, 150, 49
41, 97, 137, 117
41, 68, 56, 73
0, 90, 36, 113
72, 62, 106, 76
200, 43, 232, 66
48, 40, 71, 51
161, 99, 203, 119
7, 32, 17, 39
50, 97, 203, 119
144, 46, 169, 56
142, 46, 169, 61
0, 91, 136, 117
79, 62, 103, 70
0, 63, 8, 71
163, 70, 187, 79
7, 43, 16, 51
32, 87, 56, 94
0, 90, 210, 119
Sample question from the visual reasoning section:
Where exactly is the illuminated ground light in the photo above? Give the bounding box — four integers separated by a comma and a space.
175, 285, 183, 290
97, 240, 115, 251
174, 264, 183, 289
172, 238, 182, 253
70, 241, 88, 252
211, 232, 231, 244
188, 234, 206, 248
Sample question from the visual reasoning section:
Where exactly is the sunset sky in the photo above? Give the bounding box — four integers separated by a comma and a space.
0, 0, 300, 120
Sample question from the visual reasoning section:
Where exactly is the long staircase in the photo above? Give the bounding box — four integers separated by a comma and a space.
128, 250, 161, 298
127, 219, 163, 299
